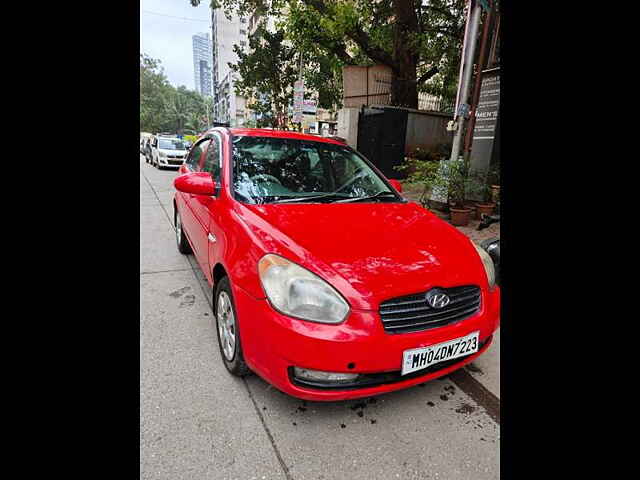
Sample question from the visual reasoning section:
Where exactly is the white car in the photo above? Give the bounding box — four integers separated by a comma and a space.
150, 136, 189, 169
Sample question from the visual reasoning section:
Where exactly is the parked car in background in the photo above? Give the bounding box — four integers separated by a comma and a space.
172, 127, 500, 401
150, 136, 189, 169
143, 137, 154, 163
140, 132, 153, 156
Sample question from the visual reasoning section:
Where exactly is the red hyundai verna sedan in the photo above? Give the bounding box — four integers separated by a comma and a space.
173, 127, 500, 401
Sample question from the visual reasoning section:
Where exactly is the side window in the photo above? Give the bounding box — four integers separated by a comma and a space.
202, 135, 222, 184
185, 139, 210, 171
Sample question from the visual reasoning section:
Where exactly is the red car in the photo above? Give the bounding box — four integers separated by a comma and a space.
173, 127, 500, 401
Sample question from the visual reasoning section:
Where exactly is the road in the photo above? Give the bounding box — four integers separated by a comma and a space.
140, 153, 501, 480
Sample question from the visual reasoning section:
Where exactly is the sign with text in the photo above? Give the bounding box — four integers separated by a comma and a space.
293, 80, 305, 123
472, 72, 500, 140
302, 99, 317, 114
469, 69, 500, 196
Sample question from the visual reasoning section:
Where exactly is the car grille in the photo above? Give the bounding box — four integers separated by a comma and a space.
379, 285, 481, 334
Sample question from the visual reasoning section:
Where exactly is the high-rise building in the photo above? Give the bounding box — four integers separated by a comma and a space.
192, 32, 213, 97
211, 9, 249, 125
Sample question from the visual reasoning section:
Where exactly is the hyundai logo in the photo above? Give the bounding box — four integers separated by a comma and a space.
426, 290, 451, 309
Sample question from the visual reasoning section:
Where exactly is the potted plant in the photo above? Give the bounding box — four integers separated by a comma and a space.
433, 158, 472, 226
471, 171, 496, 220
395, 152, 441, 210
487, 165, 500, 205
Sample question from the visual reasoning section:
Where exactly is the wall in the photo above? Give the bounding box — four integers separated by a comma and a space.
337, 107, 360, 149
342, 65, 393, 108
405, 109, 453, 154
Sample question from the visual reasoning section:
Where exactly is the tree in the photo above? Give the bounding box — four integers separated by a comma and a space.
140, 54, 172, 132
230, 24, 298, 127
140, 54, 213, 133
189, 0, 466, 109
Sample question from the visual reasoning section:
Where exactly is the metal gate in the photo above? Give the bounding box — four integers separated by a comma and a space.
357, 107, 408, 179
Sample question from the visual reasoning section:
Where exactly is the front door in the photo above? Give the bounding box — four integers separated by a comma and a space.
176, 137, 210, 266
190, 132, 224, 285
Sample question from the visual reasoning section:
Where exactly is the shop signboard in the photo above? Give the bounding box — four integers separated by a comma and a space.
469, 68, 500, 178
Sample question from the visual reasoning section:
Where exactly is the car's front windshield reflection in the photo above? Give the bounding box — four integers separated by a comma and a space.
232, 136, 397, 204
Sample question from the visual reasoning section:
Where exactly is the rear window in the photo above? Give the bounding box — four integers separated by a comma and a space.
158, 139, 187, 150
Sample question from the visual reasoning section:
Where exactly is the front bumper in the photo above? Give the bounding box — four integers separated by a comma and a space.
158, 157, 184, 168
233, 284, 500, 401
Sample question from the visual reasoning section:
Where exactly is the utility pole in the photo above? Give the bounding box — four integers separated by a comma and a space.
293, 51, 304, 132
464, 1, 494, 159
449, 0, 483, 164
298, 51, 303, 132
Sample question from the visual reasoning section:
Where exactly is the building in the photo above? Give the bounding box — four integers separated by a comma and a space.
216, 71, 249, 126
192, 32, 213, 97
211, 8, 249, 124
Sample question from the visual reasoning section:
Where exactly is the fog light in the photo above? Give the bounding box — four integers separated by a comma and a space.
293, 367, 359, 383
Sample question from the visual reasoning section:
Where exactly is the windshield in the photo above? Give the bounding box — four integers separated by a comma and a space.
158, 139, 187, 150
232, 136, 399, 204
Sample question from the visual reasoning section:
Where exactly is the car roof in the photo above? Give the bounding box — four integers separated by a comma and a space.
218, 127, 346, 146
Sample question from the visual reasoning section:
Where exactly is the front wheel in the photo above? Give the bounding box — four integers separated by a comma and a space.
215, 277, 250, 377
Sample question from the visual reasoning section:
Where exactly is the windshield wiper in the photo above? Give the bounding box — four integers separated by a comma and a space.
270, 193, 352, 204
334, 191, 399, 203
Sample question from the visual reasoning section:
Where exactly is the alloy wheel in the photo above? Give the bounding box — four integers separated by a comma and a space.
217, 291, 236, 361
176, 213, 182, 243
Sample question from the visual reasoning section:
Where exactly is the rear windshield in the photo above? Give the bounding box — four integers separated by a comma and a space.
158, 139, 187, 150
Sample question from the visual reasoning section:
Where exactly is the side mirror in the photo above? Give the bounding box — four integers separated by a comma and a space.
174, 172, 217, 196
388, 179, 403, 193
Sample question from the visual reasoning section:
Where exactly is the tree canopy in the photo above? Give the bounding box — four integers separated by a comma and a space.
230, 25, 298, 127
190, 0, 466, 110
140, 54, 213, 134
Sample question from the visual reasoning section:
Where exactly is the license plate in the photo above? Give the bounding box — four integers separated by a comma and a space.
401, 331, 479, 376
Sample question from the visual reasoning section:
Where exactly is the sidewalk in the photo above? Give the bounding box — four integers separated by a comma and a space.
401, 183, 500, 244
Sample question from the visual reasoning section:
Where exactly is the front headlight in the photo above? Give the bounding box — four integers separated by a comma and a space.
258, 254, 350, 323
473, 242, 496, 290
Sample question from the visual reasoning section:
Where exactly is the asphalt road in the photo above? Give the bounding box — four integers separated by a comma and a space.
140, 154, 501, 480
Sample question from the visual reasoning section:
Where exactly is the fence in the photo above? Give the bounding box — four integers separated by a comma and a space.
418, 93, 455, 114
342, 66, 454, 114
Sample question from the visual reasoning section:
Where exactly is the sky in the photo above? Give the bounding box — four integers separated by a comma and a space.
140, 0, 212, 90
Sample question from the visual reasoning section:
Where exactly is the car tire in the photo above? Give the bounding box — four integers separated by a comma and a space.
215, 276, 250, 377
175, 209, 192, 254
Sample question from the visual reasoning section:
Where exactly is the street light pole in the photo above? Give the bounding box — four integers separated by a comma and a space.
449, 0, 482, 163
464, 1, 494, 158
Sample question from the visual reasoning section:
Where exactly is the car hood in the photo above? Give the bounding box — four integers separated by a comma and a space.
235, 201, 488, 310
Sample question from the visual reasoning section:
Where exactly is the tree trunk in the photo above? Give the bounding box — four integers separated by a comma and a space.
390, 0, 420, 109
